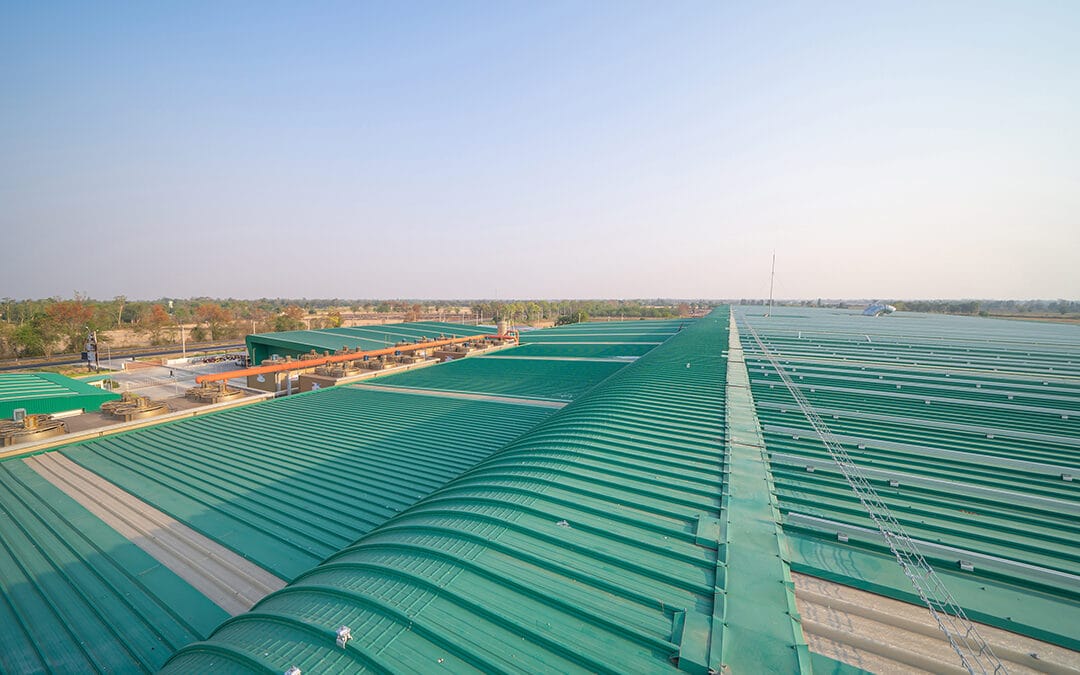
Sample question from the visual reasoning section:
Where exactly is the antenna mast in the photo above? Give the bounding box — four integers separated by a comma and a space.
768, 252, 776, 315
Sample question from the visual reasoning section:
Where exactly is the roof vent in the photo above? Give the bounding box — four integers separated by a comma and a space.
285, 668, 301, 675
958, 560, 975, 572
336, 625, 352, 648
837, 533, 849, 543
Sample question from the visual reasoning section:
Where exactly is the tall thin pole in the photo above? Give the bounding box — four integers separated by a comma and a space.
768, 252, 776, 315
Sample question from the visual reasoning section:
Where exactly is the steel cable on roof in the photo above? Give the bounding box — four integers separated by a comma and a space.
740, 310, 1008, 675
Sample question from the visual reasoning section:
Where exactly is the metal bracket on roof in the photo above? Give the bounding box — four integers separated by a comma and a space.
335, 625, 352, 648
693, 514, 723, 550
671, 609, 713, 674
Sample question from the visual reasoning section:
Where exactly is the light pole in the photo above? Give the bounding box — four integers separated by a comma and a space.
168, 301, 186, 359
175, 318, 186, 358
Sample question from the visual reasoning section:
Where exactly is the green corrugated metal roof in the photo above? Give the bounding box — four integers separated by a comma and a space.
62, 387, 552, 580
734, 305, 1080, 650
516, 318, 691, 345
246, 321, 491, 363
361, 355, 627, 402
0, 372, 120, 418
0, 459, 228, 672
486, 342, 657, 359
164, 308, 811, 673
0, 385, 554, 673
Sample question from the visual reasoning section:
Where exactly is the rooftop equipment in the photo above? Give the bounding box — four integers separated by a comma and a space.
185, 381, 244, 404
103, 393, 170, 421
1, 411, 68, 446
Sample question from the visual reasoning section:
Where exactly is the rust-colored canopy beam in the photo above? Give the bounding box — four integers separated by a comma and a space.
196, 334, 512, 384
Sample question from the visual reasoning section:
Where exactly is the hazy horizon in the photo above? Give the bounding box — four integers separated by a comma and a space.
3, 2, 1078, 300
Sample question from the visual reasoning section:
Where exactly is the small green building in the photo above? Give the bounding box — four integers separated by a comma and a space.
0, 372, 121, 418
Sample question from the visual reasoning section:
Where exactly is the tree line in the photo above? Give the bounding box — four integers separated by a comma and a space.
0, 296, 329, 358
0, 296, 699, 359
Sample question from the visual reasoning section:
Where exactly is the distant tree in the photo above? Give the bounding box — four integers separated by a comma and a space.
525, 302, 542, 325
143, 304, 172, 344
12, 318, 59, 357
273, 305, 306, 332
46, 297, 95, 352
195, 303, 234, 340
555, 311, 588, 326
113, 295, 127, 328
327, 311, 343, 328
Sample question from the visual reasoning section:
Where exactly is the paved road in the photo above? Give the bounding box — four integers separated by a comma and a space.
0, 343, 246, 372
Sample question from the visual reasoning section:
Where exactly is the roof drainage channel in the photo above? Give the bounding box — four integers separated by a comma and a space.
719, 309, 811, 673
24, 452, 286, 615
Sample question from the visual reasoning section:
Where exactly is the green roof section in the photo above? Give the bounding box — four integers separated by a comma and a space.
513, 317, 691, 345
61, 387, 552, 580
0, 369, 556, 673
360, 355, 627, 402
0, 371, 120, 418
0, 460, 228, 673
165, 308, 812, 674
485, 341, 657, 359
246, 321, 491, 364
734, 305, 1080, 650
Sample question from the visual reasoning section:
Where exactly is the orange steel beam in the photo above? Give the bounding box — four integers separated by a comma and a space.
196, 334, 511, 384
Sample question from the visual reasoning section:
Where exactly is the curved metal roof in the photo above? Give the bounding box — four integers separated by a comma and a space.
164, 309, 811, 674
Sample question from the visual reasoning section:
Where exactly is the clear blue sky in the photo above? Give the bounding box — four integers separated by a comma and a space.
2, 1, 1077, 300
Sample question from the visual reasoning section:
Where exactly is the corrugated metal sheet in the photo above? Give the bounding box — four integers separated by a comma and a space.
486, 342, 656, 358
0, 385, 554, 673
361, 356, 627, 402
0, 372, 120, 418
164, 309, 811, 674
0, 459, 228, 673
514, 318, 690, 345
246, 321, 490, 364
734, 306, 1080, 652
62, 387, 552, 580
